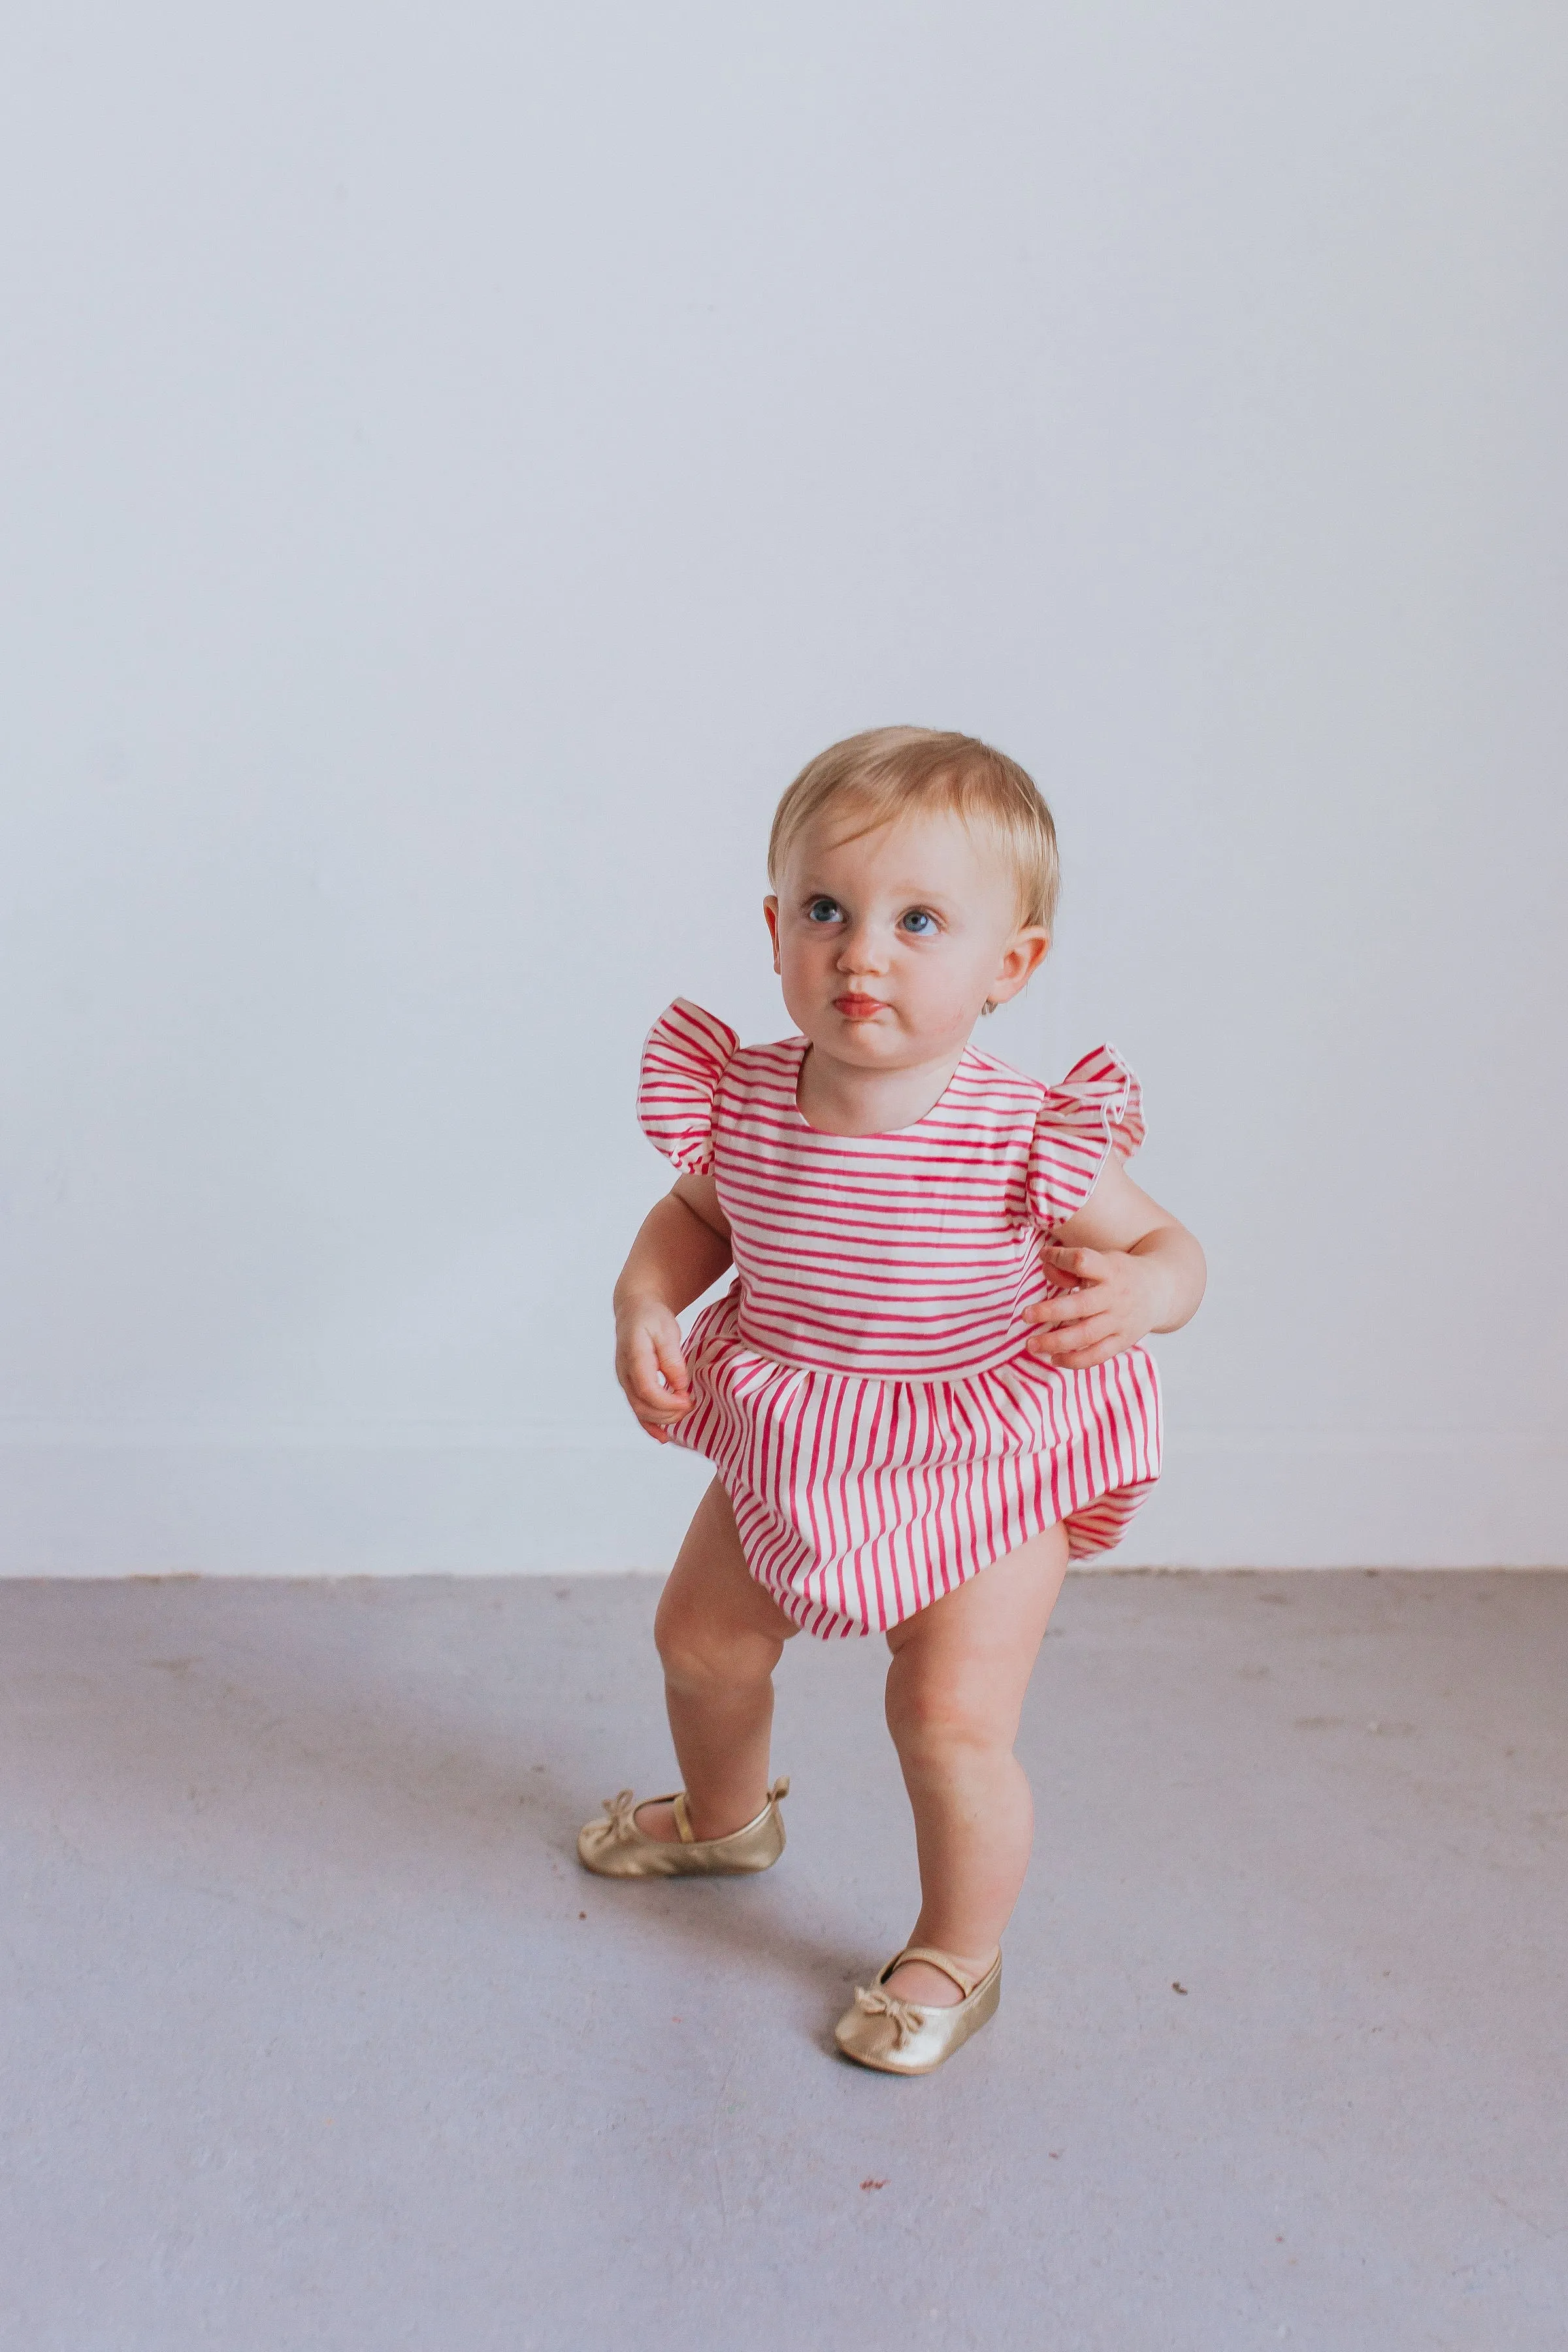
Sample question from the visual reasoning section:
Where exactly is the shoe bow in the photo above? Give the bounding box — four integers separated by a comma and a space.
853, 1985, 927, 2048
600, 1789, 640, 1842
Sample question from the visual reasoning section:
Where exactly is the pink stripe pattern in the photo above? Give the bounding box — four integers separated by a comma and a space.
640, 999, 1162, 1638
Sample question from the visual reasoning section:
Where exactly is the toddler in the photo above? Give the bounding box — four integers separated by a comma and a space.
579, 727, 1205, 2074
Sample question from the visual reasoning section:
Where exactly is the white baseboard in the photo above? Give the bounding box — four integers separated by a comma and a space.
0, 1427, 1561, 1576
0, 1420, 1561, 1571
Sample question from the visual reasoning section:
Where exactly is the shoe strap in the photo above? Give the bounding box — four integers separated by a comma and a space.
672, 1778, 788, 1843
889, 1944, 996, 2001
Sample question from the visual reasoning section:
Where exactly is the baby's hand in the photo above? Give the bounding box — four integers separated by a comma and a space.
615, 1296, 695, 1443
1021, 1245, 1158, 1372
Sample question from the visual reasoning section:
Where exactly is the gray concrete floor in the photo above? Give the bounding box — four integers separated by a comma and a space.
0, 1572, 1563, 2352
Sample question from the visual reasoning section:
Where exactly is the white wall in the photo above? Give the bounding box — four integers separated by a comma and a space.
3, 2, 1565, 1574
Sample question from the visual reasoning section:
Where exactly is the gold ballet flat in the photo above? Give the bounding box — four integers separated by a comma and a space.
577, 1778, 789, 1879
834, 1944, 1002, 2076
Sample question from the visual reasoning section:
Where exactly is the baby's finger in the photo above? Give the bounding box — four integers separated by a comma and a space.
1022, 1288, 1098, 1328
625, 1354, 691, 1420
1041, 1245, 1104, 1282
624, 1381, 691, 1431
1048, 1320, 1130, 1366
1047, 1336, 1127, 1371
632, 1315, 689, 1397
1028, 1313, 1119, 1360
650, 1334, 691, 1399
628, 1377, 690, 1423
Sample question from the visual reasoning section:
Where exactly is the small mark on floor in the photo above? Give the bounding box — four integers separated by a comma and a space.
1172, 1982, 1188, 1995
860, 2178, 887, 2192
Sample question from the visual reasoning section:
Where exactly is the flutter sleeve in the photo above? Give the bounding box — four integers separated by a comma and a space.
1024, 1044, 1145, 1230
636, 999, 742, 1176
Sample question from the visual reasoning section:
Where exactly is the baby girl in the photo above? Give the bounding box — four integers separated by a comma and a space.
579, 727, 1205, 2074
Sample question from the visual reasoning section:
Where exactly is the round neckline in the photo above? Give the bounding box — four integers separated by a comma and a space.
789, 1036, 975, 1140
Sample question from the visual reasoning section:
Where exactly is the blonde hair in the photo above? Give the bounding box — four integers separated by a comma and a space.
768, 726, 1059, 932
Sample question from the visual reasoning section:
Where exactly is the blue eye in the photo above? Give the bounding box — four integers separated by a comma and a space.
806, 898, 843, 924
900, 909, 938, 936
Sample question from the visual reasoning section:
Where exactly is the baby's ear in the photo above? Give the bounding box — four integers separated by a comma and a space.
990, 926, 1051, 1005
1012, 927, 1052, 983
762, 895, 782, 971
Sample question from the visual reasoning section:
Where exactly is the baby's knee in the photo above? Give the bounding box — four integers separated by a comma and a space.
885, 1666, 1010, 1769
653, 1598, 766, 1695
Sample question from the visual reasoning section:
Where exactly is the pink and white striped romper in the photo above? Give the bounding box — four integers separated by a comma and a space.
639, 1000, 1162, 1639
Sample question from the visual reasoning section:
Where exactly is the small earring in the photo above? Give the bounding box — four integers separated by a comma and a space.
981, 998, 997, 1016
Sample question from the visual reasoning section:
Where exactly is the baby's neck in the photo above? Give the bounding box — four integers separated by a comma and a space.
796, 1040, 970, 1137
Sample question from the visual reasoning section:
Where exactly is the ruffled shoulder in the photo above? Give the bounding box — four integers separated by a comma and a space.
637, 1000, 742, 1176
1024, 1044, 1145, 1230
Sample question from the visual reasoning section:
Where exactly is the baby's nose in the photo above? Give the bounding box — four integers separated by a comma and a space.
836, 924, 889, 973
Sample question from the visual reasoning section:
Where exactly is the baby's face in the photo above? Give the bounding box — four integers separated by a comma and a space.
764, 808, 1049, 1071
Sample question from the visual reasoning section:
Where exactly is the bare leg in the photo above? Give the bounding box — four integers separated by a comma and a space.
880, 1522, 1070, 2004
634, 1479, 798, 1844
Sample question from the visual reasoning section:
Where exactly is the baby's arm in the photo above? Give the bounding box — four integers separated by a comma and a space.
1022, 1154, 1205, 1372
613, 1175, 732, 1442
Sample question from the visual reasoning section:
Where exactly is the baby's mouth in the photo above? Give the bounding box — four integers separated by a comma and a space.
833, 994, 887, 1020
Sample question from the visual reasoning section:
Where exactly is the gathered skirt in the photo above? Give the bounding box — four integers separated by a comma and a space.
670, 1290, 1162, 1638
